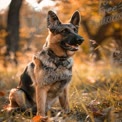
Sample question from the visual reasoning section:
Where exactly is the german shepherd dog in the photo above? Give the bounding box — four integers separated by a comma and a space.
8, 10, 84, 117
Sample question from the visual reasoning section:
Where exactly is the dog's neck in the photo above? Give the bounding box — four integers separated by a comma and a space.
36, 48, 73, 69
44, 48, 68, 61
48, 49, 68, 60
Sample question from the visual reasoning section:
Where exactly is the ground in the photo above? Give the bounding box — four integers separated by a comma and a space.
0, 52, 122, 122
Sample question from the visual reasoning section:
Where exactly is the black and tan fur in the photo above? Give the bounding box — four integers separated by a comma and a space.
8, 10, 84, 116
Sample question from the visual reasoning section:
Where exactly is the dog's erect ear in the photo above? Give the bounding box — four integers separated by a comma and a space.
70, 11, 80, 29
47, 11, 61, 28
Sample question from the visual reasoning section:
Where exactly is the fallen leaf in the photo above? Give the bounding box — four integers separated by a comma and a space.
32, 115, 41, 122
32, 115, 48, 122
0, 91, 5, 96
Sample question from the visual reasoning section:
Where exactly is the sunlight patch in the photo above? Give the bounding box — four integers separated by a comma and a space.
26, 0, 56, 11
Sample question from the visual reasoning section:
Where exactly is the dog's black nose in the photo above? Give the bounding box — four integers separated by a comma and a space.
76, 36, 84, 44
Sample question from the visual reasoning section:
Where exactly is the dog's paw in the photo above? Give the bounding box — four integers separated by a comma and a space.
62, 109, 71, 115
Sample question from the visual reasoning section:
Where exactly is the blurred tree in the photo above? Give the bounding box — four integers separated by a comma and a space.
5, 0, 23, 65
0, 15, 5, 30
57, 0, 122, 64
98, 0, 122, 64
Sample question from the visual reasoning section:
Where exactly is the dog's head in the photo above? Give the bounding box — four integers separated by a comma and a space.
44, 10, 84, 57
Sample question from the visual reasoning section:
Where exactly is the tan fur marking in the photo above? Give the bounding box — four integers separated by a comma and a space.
36, 86, 49, 116
46, 32, 67, 57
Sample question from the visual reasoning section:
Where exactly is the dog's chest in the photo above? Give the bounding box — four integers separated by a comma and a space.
43, 66, 72, 85
39, 51, 73, 86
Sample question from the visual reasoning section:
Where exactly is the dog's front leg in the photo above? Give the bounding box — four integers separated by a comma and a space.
34, 56, 47, 116
59, 85, 70, 112
36, 85, 47, 116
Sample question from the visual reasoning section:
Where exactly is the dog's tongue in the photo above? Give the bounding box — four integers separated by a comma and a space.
72, 46, 79, 50
66, 43, 79, 50
74, 46, 79, 50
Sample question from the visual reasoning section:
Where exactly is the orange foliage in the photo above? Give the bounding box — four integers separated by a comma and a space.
32, 115, 48, 122
0, 91, 5, 96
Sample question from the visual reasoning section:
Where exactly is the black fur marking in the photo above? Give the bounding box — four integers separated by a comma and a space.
30, 62, 35, 68
47, 49, 67, 60
17, 87, 35, 105
46, 49, 72, 68
18, 65, 35, 104
47, 11, 61, 30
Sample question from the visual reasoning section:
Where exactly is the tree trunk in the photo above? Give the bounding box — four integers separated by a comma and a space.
5, 0, 23, 56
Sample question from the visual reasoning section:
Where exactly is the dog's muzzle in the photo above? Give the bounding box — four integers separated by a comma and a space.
60, 34, 84, 51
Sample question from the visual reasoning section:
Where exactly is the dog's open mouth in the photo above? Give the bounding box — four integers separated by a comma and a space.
65, 43, 79, 51
61, 42, 80, 51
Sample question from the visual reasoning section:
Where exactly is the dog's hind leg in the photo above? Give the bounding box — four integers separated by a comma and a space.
9, 88, 32, 109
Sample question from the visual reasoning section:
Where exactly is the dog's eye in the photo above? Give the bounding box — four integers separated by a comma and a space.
73, 28, 77, 32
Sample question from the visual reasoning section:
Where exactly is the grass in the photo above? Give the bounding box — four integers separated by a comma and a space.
69, 62, 122, 121
0, 58, 122, 122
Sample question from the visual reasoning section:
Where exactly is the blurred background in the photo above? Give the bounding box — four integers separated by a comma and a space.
0, 0, 122, 67
0, 0, 122, 121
